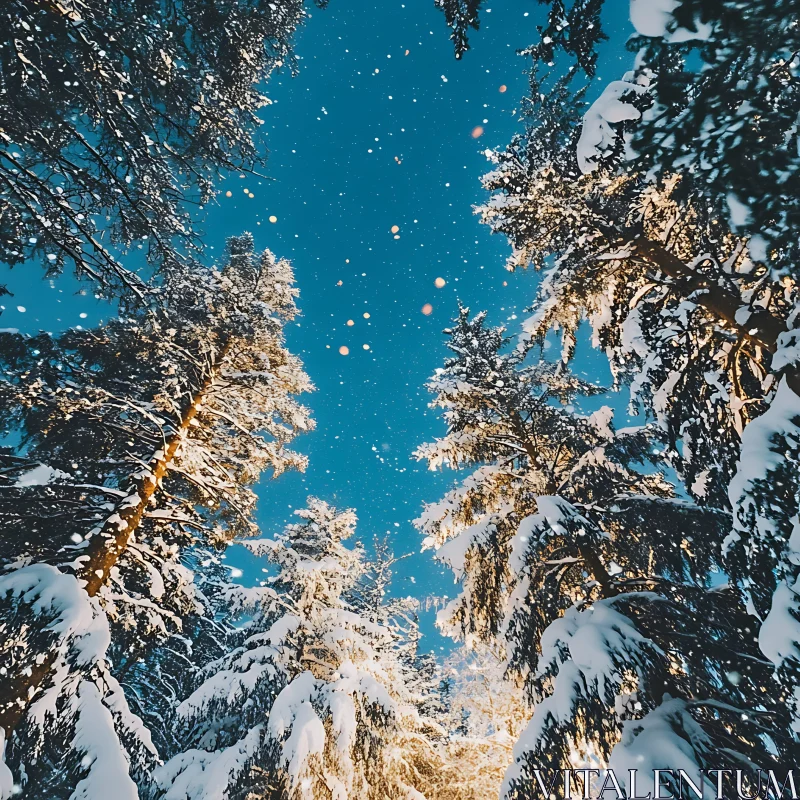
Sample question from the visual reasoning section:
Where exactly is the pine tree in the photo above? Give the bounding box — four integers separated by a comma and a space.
433, 0, 607, 73
512, 2, 800, 265
415, 308, 792, 799
0, 0, 326, 295
725, 371, 800, 729
0, 233, 312, 798
424, 644, 527, 800
433, 0, 484, 59
478, 128, 800, 508
479, 42, 800, 733
156, 498, 443, 800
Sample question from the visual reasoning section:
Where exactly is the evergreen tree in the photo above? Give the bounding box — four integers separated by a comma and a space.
432, 0, 607, 73
156, 498, 442, 800
415, 308, 792, 799
725, 369, 800, 729
0, 233, 312, 798
0, 0, 326, 295
479, 38, 800, 731
478, 127, 800, 507
433, 0, 484, 59
511, 1, 800, 267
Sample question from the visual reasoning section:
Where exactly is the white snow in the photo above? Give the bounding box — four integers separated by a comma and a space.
155, 726, 264, 800
13, 463, 70, 487
0, 565, 110, 667
727, 378, 800, 672
726, 193, 752, 228
0, 731, 15, 800
629, 0, 679, 37
68, 681, 139, 800
629, 0, 712, 40
0, 565, 155, 797
510, 498, 604, 576
773, 330, 800, 372
179, 615, 300, 721
502, 597, 663, 797
748, 235, 769, 262
727, 378, 800, 555
588, 406, 614, 440
268, 671, 319, 739
690, 469, 710, 499
577, 81, 647, 174
328, 686, 358, 754
609, 699, 713, 794
620, 307, 649, 357
759, 576, 800, 668
177, 653, 278, 720
437, 514, 498, 578
538, 600, 661, 695
281, 700, 326, 784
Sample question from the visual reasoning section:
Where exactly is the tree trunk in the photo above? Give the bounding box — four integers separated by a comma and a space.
0, 341, 230, 738
80, 339, 230, 596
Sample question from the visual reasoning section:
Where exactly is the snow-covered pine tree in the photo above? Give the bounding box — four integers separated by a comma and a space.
420, 644, 526, 800
433, 0, 607, 75
513, 1, 800, 268
477, 100, 800, 509
0, 0, 326, 294
0, 233, 312, 798
479, 44, 800, 735
415, 308, 792, 799
155, 498, 442, 800
725, 360, 800, 731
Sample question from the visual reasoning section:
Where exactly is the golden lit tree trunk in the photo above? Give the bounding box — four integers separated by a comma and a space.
0, 341, 231, 737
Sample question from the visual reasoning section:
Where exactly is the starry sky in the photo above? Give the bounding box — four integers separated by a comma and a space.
0, 0, 632, 650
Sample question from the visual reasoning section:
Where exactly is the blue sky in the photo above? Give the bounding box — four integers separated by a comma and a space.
0, 0, 633, 650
